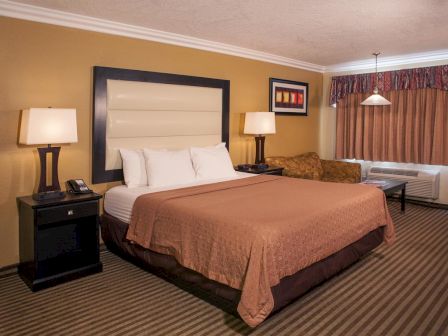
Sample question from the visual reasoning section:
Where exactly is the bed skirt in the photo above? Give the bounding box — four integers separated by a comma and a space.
100, 212, 384, 318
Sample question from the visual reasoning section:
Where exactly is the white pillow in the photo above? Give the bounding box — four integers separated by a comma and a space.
119, 149, 147, 188
190, 144, 237, 180
206, 142, 226, 149
143, 148, 196, 187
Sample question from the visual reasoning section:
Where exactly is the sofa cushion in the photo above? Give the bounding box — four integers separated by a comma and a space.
266, 152, 323, 180
292, 152, 323, 180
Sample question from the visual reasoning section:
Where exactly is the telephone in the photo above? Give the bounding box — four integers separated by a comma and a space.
66, 179, 92, 194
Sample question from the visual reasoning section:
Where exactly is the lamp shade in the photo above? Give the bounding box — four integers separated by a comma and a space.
19, 108, 78, 145
244, 112, 276, 135
360, 93, 391, 106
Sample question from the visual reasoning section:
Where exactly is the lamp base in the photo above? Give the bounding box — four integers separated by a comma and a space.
32, 190, 65, 201
254, 135, 266, 164
35, 145, 63, 201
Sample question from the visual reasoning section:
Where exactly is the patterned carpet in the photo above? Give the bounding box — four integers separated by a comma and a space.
1, 201, 447, 336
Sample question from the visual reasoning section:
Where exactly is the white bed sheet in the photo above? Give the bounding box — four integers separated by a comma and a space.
104, 171, 256, 223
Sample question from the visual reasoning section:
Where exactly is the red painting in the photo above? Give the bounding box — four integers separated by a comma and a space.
274, 88, 304, 109
270, 78, 308, 115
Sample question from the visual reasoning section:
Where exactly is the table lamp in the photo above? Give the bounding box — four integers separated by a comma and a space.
244, 112, 276, 164
19, 108, 78, 200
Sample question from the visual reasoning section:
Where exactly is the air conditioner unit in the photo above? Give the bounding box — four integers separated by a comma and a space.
367, 167, 440, 200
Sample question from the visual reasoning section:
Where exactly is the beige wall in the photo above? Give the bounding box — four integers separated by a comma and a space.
0, 17, 323, 268
319, 59, 448, 204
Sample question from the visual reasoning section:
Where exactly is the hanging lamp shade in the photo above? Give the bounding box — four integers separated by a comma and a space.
361, 52, 391, 106
361, 90, 391, 106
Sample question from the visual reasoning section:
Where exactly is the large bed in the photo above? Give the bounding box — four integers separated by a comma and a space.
93, 66, 395, 327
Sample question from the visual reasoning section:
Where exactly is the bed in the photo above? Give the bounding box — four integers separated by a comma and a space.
93, 66, 395, 327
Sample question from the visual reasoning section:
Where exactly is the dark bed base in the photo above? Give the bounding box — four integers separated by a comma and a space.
100, 213, 384, 321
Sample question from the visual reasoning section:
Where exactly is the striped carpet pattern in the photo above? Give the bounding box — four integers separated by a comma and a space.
1, 202, 447, 336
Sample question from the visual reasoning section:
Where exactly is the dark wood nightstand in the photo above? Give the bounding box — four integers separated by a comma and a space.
17, 192, 103, 291
235, 165, 284, 176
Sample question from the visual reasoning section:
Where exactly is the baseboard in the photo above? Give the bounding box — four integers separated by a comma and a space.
388, 196, 448, 210
0, 263, 18, 278
406, 198, 448, 210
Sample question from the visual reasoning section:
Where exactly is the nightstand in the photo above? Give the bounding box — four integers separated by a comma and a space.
17, 192, 103, 291
235, 165, 284, 176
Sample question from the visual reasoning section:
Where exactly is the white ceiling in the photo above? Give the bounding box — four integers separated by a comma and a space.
5, 0, 448, 68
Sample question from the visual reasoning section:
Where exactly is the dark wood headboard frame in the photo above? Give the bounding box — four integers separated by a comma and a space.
92, 66, 230, 184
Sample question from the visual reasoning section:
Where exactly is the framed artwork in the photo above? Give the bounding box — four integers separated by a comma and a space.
269, 78, 309, 116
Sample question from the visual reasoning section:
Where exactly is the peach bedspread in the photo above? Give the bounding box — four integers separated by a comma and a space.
126, 175, 395, 327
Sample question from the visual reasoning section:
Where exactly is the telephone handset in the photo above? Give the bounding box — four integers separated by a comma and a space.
66, 179, 92, 194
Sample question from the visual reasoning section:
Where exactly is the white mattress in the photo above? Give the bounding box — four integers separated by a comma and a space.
104, 172, 255, 223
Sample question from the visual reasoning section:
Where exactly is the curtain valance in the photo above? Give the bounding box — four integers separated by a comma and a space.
330, 64, 448, 106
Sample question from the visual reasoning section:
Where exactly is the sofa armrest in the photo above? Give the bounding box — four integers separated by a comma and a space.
321, 160, 361, 183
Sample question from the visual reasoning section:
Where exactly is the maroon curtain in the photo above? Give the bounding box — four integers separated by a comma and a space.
335, 88, 448, 165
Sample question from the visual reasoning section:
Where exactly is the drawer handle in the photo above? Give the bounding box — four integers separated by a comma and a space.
67, 210, 75, 216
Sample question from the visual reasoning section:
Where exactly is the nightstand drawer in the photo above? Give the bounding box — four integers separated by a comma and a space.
36, 200, 98, 225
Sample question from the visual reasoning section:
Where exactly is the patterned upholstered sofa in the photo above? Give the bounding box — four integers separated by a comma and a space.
266, 152, 361, 183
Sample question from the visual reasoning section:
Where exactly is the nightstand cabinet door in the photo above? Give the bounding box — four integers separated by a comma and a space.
18, 193, 103, 291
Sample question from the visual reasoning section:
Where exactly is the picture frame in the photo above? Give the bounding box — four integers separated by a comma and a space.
269, 78, 309, 116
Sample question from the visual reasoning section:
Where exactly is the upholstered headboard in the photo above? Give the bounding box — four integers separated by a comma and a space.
92, 66, 230, 184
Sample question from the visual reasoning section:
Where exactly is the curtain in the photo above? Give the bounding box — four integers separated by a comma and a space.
335, 88, 448, 165
330, 65, 448, 106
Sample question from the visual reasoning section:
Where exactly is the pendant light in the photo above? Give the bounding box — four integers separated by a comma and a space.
361, 52, 391, 106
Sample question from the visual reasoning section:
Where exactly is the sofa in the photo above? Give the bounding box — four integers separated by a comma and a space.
265, 152, 361, 183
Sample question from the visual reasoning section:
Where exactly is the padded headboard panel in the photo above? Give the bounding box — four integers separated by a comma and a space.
92, 66, 230, 184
